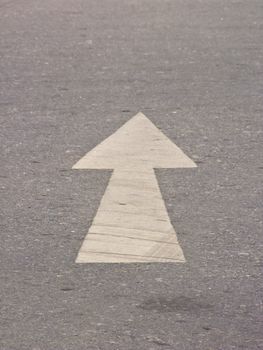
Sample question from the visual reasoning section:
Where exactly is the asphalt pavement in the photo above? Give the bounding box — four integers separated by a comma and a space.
1, 0, 263, 349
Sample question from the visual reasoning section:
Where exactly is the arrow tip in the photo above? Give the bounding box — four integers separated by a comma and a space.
72, 112, 197, 169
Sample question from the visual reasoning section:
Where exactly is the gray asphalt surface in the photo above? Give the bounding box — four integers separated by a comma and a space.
1, 0, 263, 349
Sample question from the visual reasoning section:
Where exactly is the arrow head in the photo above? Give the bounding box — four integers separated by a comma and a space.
73, 112, 197, 170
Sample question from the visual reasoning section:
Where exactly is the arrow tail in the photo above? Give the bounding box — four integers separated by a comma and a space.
76, 168, 185, 263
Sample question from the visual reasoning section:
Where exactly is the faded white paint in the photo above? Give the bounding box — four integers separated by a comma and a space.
73, 112, 196, 170
73, 112, 196, 263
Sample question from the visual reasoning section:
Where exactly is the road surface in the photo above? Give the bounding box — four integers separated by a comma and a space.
1, 0, 262, 349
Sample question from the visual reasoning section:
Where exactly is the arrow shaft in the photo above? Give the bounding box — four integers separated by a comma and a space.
76, 168, 185, 263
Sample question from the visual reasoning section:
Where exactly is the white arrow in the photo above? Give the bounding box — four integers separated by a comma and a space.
73, 112, 196, 263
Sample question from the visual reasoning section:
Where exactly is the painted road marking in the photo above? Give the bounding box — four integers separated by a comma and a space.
73, 112, 196, 263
